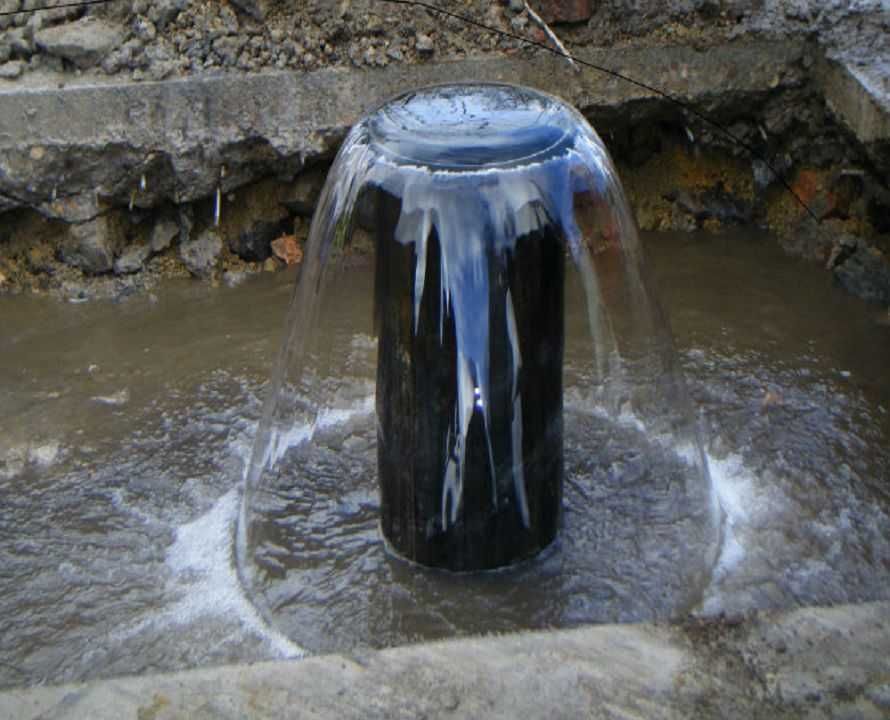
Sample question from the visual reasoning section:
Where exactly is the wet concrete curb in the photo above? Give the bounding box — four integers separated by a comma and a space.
817, 55, 890, 182
0, 40, 814, 220
2, 601, 889, 719
2, 39, 888, 222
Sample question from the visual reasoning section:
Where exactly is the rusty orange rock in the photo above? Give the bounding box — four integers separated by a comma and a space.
531, 0, 593, 24
270, 234, 303, 265
790, 169, 821, 208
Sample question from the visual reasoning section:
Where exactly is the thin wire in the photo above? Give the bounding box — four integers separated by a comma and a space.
0, 0, 116, 16
4, 0, 817, 221
378, 0, 818, 221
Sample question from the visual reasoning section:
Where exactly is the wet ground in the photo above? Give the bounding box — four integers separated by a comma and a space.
1, 229, 888, 689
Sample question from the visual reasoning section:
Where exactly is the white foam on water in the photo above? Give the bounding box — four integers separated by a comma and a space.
706, 452, 756, 577
164, 487, 306, 659
265, 394, 376, 471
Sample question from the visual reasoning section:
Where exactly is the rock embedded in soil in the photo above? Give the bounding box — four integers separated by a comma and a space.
228, 0, 272, 21
663, 184, 752, 227
0, 60, 22, 78
59, 216, 123, 275
113, 242, 151, 275
531, 0, 594, 24
282, 167, 326, 217
35, 17, 125, 69
833, 244, 890, 306
179, 227, 222, 277
146, 0, 188, 30
149, 217, 179, 253
270, 234, 302, 265
0, 1, 20, 32
5, 26, 33, 57
24, 0, 84, 25
228, 222, 281, 262
415, 33, 434, 55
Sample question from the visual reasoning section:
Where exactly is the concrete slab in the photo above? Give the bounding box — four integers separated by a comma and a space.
818, 55, 890, 182
0, 41, 809, 221
2, 602, 888, 719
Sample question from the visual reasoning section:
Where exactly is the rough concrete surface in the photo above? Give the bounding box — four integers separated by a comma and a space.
1, 602, 888, 719
1, 0, 889, 220
817, 54, 890, 181
0, 40, 811, 221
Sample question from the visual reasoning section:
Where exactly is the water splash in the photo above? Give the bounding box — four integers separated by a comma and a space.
239, 82, 721, 629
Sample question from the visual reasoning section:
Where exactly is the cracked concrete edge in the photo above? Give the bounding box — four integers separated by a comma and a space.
0, 40, 812, 220
2, 601, 889, 720
816, 54, 890, 180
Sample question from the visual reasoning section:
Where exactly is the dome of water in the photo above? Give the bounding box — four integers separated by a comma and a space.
238, 83, 723, 651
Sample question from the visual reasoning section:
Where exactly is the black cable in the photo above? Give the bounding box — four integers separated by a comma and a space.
379, 0, 818, 222
0, 0, 116, 17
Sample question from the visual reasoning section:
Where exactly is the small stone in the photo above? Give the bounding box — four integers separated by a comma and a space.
179, 228, 222, 277
386, 46, 403, 61
132, 16, 157, 42
146, 60, 176, 81
229, 0, 273, 21
263, 256, 281, 272
26, 0, 80, 23
60, 216, 124, 275
228, 221, 282, 262
508, 0, 525, 13
35, 17, 125, 69
213, 34, 244, 65
415, 33, 434, 55
270, 234, 303, 265
283, 166, 326, 216
0, 0, 21, 32
0, 60, 23, 79
7, 26, 33, 57
152, 0, 187, 30
113, 243, 151, 275
0, 41, 10, 63
531, 0, 593, 24
833, 245, 890, 306
825, 234, 859, 270
150, 217, 179, 253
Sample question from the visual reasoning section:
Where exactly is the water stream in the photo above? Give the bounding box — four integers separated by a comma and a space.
1, 230, 888, 688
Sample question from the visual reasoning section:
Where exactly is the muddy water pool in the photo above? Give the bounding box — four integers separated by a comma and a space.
1, 230, 888, 688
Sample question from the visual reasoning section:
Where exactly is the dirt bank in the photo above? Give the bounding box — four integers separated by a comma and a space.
0, 1, 884, 83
